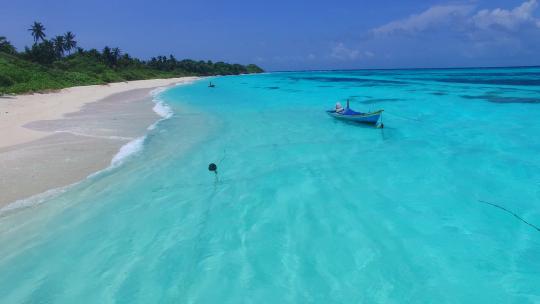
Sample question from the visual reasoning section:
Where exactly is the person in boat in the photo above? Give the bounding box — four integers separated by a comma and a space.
335, 102, 344, 113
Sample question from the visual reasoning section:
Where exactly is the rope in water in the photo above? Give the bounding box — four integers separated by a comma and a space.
478, 200, 540, 232
218, 149, 227, 165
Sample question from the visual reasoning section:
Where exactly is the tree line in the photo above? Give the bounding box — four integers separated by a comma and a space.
1, 21, 263, 75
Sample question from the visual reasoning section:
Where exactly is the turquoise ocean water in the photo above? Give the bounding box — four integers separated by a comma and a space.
1, 68, 540, 303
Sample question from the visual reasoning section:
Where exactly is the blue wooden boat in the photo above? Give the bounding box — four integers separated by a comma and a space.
326, 108, 384, 126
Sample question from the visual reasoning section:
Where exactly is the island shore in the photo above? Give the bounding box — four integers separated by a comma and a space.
0, 77, 198, 209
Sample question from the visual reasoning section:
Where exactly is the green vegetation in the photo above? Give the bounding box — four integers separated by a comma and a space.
1, 22, 264, 94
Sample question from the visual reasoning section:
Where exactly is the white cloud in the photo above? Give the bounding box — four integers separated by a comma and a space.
330, 43, 375, 61
364, 51, 375, 58
331, 43, 360, 60
372, 0, 540, 36
473, 0, 540, 30
361, 1, 540, 66
372, 4, 474, 36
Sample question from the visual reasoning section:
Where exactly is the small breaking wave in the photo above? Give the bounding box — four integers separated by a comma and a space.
152, 102, 173, 119
150, 77, 199, 121
0, 187, 68, 216
1, 135, 146, 216
110, 136, 146, 167
148, 86, 174, 130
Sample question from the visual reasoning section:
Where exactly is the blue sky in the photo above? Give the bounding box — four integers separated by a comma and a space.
2, 0, 540, 70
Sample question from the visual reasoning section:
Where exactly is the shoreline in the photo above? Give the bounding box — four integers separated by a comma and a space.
0, 77, 199, 210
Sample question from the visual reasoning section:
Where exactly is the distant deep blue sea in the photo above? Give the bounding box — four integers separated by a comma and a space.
1, 67, 540, 303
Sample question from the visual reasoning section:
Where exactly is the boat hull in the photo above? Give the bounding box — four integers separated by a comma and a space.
326, 109, 383, 125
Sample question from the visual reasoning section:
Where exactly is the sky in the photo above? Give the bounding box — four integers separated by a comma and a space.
2, 0, 540, 71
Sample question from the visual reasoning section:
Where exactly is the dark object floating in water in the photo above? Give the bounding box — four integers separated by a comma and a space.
266, 86, 280, 90
208, 82, 216, 88
461, 94, 540, 104
208, 163, 217, 173
431, 92, 447, 96
327, 100, 383, 127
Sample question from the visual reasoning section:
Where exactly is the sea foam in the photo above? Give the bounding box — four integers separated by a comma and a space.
110, 136, 146, 167
111, 86, 174, 166
152, 102, 173, 119
150, 77, 199, 120
103, 86, 172, 167
0, 186, 68, 216
148, 86, 174, 131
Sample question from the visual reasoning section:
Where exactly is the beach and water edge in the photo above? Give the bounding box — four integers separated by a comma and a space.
0, 77, 200, 214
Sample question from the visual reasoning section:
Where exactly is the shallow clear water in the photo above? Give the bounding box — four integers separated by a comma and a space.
1, 68, 540, 303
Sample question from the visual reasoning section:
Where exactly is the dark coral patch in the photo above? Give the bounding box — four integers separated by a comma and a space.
461, 94, 540, 104
290, 76, 406, 86
432, 78, 540, 86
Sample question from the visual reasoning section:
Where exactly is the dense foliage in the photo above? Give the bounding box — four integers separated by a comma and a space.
0, 23, 263, 94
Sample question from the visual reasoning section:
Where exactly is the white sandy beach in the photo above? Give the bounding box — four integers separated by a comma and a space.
0, 77, 198, 208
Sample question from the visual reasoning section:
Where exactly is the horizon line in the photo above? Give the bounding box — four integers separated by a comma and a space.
269, 64, 540, 73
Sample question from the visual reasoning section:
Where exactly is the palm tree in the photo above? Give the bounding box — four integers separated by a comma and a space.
28, 22, 46, 43
52, 35, 65, 57
63, 31, 77, 54
102, 46, 112, 64
112, 47, 121, 59
111, 47, 121, 66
